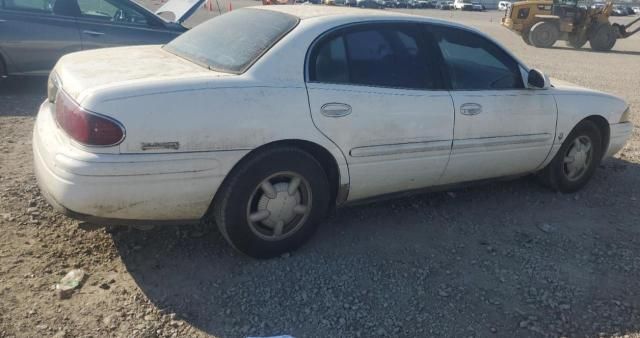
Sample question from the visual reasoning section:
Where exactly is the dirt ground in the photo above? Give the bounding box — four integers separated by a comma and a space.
1, 5, 640, 338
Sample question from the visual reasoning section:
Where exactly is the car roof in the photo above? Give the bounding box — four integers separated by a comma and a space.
257, 5, 417, 20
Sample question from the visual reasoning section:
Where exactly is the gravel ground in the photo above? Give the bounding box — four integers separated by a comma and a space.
1, 5, 640, 338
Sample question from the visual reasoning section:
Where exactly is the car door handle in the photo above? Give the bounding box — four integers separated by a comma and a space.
0, 19, 6, 23
82, 30, 105, 36
460, 103, 482, 116
321, 103, 352, 117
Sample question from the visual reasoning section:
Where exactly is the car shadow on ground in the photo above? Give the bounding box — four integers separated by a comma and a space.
113, 157, 640, 337
0, 77, 47, 117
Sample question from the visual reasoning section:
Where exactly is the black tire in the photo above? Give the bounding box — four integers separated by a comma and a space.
538, 120, 603, 193
521, 27, 532, 45
589, 23, 617, 51
213, 147, 330, 258
566, 33, 587, 48
0, 57, 6, 84
529, 21, 559, 48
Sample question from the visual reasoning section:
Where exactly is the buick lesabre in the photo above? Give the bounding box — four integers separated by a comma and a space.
33, 6, 633, 258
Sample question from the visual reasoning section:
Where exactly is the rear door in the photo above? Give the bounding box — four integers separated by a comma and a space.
0, 0, 81, 75
305, 23, 454, 201
429, 25, 557, 184
75, 0, 180, 50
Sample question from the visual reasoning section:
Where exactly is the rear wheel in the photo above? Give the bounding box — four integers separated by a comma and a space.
213, 147, 330, 258
521, 27, 532, 45
538, 120, 603, 193
589, 23, 617, 51
567, 33, 588, 48
529, 21, 559, 48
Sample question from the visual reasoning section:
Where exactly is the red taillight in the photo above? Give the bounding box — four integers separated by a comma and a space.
54, 91, 125, 146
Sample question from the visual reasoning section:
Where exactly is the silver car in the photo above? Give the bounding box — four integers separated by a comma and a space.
0, 0, 203, 77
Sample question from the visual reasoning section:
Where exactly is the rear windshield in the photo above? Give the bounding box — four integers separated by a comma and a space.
164, 9, 299, 74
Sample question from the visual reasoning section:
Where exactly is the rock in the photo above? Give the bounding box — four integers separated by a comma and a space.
169, 320, 184, 327
56, 269, 86, 299
537, 223, 555, 233
52, 330, 67, 338
102, 314, 117, 327
438, 290, 450, 297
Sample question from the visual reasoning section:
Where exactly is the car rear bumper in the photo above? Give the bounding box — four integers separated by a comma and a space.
33, 100, 248, 224
605, 122, 633, 158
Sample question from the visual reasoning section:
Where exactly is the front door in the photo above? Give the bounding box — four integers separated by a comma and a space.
429, 25, 557, 184
305, 23, 455, 200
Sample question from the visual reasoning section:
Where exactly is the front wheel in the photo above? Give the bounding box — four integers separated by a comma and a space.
589, 23, 617, 51
538, 120, 603, 193
529, 21, 559, 48
213, 147, 330, 258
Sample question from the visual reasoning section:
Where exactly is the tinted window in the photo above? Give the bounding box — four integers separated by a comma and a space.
310, 25, 437, 89
3, 0, 53, 12
77, 0, 147, 25
313, 36, 349, 84
432, 26, 523, 90
164, 9, 299, 74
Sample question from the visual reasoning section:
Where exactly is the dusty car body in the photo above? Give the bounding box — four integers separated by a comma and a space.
34, 6, 633, 258
0, 0, 203, 76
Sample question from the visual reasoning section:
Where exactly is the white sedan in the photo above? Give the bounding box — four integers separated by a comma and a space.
34, 6, 633, 258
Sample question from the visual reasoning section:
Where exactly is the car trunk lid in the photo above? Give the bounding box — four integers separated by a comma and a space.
53, 45, 229, 102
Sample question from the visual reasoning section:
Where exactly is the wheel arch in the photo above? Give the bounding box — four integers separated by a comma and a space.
583, 115, 610, 159
207, 139, 347, 219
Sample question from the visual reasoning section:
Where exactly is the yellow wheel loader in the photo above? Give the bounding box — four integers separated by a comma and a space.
501, 0, 640, 51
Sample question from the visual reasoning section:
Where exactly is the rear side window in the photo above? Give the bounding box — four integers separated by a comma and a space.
164, 9, 299, 74
309, 24, 439, 90
3, 0, 53, 12
313, 36, 349, 84
431, 26, 523, 90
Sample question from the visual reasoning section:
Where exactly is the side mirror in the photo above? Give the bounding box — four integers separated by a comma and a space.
527, 68, 550, 89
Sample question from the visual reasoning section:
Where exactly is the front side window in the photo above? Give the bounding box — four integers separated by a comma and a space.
431, 26, 523, 90
77, 0, 147, 25
309, 24, 438, 90
165, 9, 299, 74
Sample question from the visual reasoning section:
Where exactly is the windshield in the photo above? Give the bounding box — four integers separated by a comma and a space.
164, 9, 299, 74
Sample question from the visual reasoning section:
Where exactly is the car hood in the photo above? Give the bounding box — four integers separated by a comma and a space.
54, 45, 230, 102
551, 77, 626, 106
155, 0, 206, 24
550, 78, 612, 96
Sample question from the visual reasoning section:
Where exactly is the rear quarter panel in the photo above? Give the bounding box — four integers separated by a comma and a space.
81, 76, 350, 187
